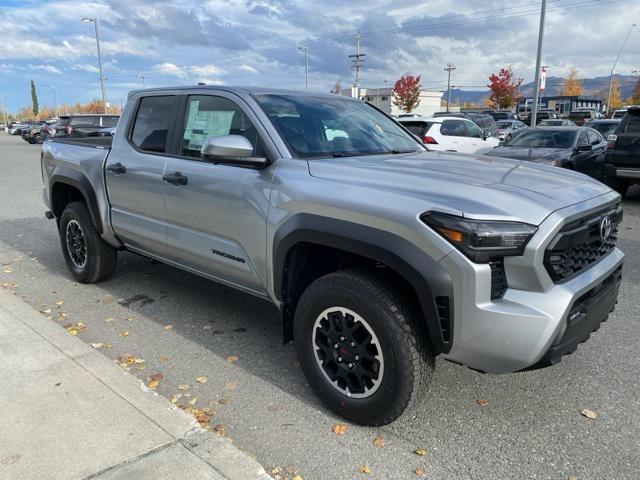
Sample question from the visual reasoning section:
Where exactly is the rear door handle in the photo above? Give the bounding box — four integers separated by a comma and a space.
107, 162, 126, 174
162, 171, 188, 186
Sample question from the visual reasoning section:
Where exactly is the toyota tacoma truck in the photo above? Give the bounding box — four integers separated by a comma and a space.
41, 87, 624, 425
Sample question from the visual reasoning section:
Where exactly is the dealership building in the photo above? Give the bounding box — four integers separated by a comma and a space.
344, 87, 444, 117
517, 95, 604, 116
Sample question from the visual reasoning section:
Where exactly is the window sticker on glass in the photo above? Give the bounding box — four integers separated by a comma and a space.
183, 101, 235, 152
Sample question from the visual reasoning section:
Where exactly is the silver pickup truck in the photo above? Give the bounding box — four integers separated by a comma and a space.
41, 87, 624, 425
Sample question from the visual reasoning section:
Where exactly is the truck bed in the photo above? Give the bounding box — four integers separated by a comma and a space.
50, 136, 113, 149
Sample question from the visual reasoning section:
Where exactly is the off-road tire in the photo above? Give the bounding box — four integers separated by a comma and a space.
59, 201, 117, 283
294, 269, 434, 425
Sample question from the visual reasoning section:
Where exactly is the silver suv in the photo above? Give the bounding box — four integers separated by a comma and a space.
41, 87, 624, 425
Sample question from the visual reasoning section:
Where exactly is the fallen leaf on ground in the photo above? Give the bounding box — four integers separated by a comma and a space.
118, 330, 129, 337
118, 354, 136, 366
218, 396, 231, 405
358, 465, 371, 474
292, 476, 303, 480
146, 379, 159, 389
226, 355, 239, 363
105, 317, 114, 322
567, 476, 578, 480
373, 435, 384, 448
581, 408, 597, 420
65, 322, 85, 336
213, 424, 225, 434
267, 404, 278, 412
91, 343, 104, 349
55, 300, 63, 306
158, 355, 169, 363
148, 373, 164, 381
414, 448, 426, 456
41, 309, 51, 314
189, 397, 198, 405
331, 424, 348, 435
163, 324, 173, 331
195, 376, 208, 384
223, 381, 236, 390
178, 384, 190, 390
476, 399, 489, 406
3, 267, 12, 273
415, 467, 426, 477
203, 325, 212, 330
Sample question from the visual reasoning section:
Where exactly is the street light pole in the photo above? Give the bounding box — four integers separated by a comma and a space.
47, 86, 60, 117
531, 0, 547, 127
298, 46, 309, 90
82, 17, 107, 114
606, 23, 635, 115
137, 73, 146, 88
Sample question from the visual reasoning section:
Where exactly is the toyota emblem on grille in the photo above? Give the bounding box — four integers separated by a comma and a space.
599, 215, 612, 241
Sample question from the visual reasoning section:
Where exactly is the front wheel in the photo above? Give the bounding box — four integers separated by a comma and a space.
59, 202, 117, 283
294, 269, 434, 425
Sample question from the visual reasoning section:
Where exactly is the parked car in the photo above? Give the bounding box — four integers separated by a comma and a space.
604, 106, 640, 197
488, 111, 517, 121
10, 123, 35, 135
43, 114, 120, 139
42, 87, 624, 426
524, 110, 557, 126
538, 119, 576, 127
433, 112, 500, 138
495, 119, 527, 141
485, 126, 607, 180
22, 120, 56, 144
568, 110, 601, 126
399, 116, 500, 153
585, 119, 621, 139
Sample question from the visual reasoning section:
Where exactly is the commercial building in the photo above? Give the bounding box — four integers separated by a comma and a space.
517, 95, 604, 116
344, 87, 444, 117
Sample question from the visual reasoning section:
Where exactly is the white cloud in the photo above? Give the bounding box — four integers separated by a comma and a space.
154, 62, 187, 78
28, 64, 63, 74
72, 63, 100, 73
189, 64, 226, 77
238, 64, 258, 73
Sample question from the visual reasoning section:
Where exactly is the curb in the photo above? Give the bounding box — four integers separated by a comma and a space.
0, 288, 271, 480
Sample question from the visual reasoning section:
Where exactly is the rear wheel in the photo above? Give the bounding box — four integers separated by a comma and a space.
294, 269, 434, 425
59, 202, 117, 283
606, 176, 630, 197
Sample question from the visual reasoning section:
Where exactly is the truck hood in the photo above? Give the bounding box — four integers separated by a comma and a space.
307, 150, 611, 225
484, 146, 571, 163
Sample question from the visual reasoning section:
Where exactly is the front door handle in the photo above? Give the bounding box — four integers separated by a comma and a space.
162, 171, 188, 186
107, 162, 126, 174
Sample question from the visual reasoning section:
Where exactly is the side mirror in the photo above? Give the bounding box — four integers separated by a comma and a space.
576, 144, 592, 152
201, 135, 268, 167
483, 131, 491, 140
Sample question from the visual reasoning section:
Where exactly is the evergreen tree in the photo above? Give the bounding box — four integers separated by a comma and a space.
30, 80, 39, 117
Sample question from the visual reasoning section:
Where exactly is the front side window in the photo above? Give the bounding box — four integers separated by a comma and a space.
465, 122, 484, 138
577, 131, 590, 146
586, 129, 601, 145
255, 94, 421, 158
625, 115, 640, 134
131, 95, 176, 153
181, 95, 262, 158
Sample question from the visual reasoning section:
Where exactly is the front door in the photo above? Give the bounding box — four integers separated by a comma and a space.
106, 95, 179, 255
162, 93, 276, 293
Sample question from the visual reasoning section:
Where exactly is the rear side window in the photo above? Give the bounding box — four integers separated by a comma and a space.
624, 114, 640, 134
70, 116, 99, 126
441, 120, 467, 136
101, 116, 119, 127
131, 96, 176, 153
401, 122, 431, 137
56, 117, 71, 127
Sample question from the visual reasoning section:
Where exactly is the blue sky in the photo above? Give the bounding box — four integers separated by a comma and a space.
0, 0, 638, 112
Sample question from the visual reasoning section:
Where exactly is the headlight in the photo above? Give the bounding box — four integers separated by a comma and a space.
421, 211, 537, 263
544, 159, 562, 167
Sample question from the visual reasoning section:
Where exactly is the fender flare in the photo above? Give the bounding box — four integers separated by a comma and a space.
272, 214, 454, 354
50, 168, 103, 234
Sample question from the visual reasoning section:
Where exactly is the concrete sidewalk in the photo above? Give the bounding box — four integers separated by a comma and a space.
0, 288, 271, 480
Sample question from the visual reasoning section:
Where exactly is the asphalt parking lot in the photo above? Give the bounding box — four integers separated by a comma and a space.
1, 134, 639, 480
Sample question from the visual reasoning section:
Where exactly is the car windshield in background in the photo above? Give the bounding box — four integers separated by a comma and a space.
255, 94, 422, 159
496, 121, 513, 128
505, 129, 576, 148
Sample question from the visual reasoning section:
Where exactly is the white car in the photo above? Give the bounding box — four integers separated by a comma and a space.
399, 116, 500, 154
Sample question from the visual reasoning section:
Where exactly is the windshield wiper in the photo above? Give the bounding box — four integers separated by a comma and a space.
389, 149, 419, 154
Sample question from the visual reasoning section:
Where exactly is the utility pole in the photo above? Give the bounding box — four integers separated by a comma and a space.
607, 23, 635, 115
531, 0, 547, 127
298, 46, 309, 90
0, 96, 8, 129
137, 73, 146, 88
349, 30, 366, 96
82, 17, 107, 114
444, 63, 456, 112
515, 77, 524, 113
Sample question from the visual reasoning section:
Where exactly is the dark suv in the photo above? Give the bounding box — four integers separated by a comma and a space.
605, 106, 640, 196
525, 110, 557, 126
568, 110, 601, 126
43, 114, 120, 139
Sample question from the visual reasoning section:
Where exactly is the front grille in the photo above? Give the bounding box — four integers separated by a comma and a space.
545, 204, 622, 283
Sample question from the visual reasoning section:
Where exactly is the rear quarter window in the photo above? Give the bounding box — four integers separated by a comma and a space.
401, 122, 431, 137
101, 116, 119, 127
624, 114, 640, 134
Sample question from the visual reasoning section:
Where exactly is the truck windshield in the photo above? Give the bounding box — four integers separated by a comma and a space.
505, 129, 577, 148
254, 94, 423, 159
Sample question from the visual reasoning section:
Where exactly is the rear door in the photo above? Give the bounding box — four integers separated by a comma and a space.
106, 94, 178, 255
612, 112, 640, 167
161, 92, 277, 293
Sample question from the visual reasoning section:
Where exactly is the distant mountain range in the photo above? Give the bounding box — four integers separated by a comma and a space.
445, 74, 638, 106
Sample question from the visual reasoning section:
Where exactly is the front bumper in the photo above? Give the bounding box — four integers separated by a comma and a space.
441, 192, 624, 373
